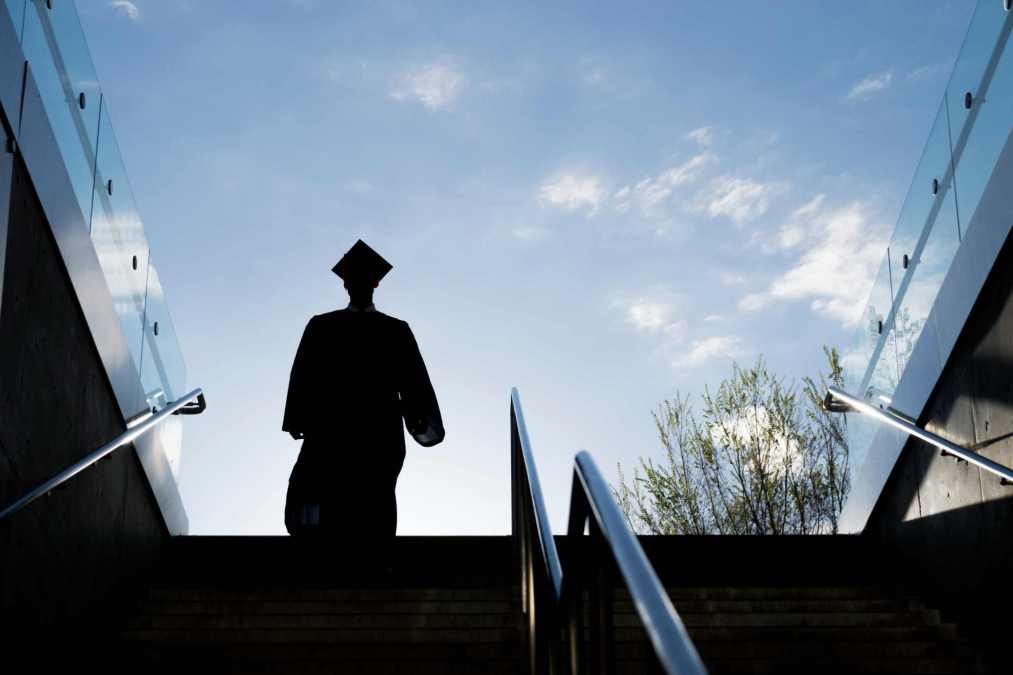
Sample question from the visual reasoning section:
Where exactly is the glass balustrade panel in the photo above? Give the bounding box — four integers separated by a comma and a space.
4, 0, 25, 42
90, 99, 149, 372
21, 0, 101, 225
140, 263, 187, 477
948, 5, 1013, 237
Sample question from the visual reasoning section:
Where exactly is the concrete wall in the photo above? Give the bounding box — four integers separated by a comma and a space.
865, 227, 1013, 657
0, 154, 167, 640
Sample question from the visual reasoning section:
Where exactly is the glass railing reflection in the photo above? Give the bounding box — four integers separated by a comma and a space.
843, 2, 1012, 494
21, 0, 100, 222
140, 263, 187, 477
0, 0, 189, 474
4, 0, 24, 41
90, 99, 150, 372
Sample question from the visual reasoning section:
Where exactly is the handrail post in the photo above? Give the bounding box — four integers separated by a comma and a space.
588, 517, 615, 675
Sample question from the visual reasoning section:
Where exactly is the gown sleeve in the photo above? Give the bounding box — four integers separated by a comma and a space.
399, 322, 445, 447
282, 317, 318, 434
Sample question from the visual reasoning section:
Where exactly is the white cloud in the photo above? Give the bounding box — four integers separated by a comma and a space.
672, 335, 743, 368
697, 175, 785, 225
792, 194, 825, 220
390, 61, 463, 111
627, 299, 684, 335
772, 193, 826, 251
743, 201, 888, 326
776, 224, 805, 250
908, 64, 947, 82
615, 292, 688, 342
847, 71, 893, 101
719, 272, 746, 286
710, 406, 803, 472
511, 225, 549, 241
109, 0, 140, 21
613, 152, 714, 217
538, 173, 605, 215
738, 293, 771, 312
685, 126, 714, 146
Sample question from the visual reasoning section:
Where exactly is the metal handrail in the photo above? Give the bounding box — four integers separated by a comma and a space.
510, 388, 707, 675
565, 451, 707, 675
825, 386, 1013, 485
0, 388, 206, 520
512, 388, 564, 595
511, 388, 564, 674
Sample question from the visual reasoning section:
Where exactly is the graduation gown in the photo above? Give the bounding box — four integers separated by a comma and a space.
282, 307, 444, 536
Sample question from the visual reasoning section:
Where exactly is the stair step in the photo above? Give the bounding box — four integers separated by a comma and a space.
618, 599, 920, 614
620, 639, 971, 657
649, 587, 903, 601
145, 588, 514, 603
611, 609, 942, 628
618, 656, 968, 675
120, 627, 521, 644
137, 600, 514, 616
126, 612, 519, 630
121, 642, 523, 659
627, 625, 960, 642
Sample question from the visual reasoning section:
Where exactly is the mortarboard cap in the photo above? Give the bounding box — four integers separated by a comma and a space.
332, 239, 393, 285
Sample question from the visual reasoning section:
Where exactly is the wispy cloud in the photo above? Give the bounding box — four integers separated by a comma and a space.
615, 289, 740, 370
511, 225, 549, 241
685, 126, 714, 146
719, 271, 746, 286
740, 200, 887, 326
613, 152, 715, 217
696, 175, 785, 225
907, 64, 948, 83
626, 298, 687, 338
672, 335, 743, 368
538, 173, 606, 215
847, 70, 893, 101
109, 0, 141, 21
390, 60, 464, 111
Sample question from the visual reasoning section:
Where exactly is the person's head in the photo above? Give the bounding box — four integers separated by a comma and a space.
343, 279, 379, 308
332, 239, 392, 308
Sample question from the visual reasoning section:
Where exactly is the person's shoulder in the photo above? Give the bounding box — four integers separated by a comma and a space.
303, 310, 350, 333
371, 310, 407, 325
308, 309, 346, 324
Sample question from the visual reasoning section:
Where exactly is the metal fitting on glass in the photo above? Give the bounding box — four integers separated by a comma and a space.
46, 0, 53, 10
931, 178, 939, 195
902, 253, 909, 269
877, 319, 883, 335
153, 321, 159, 336
132, 255, 138, 270
1006, 0, 1012, 12
964, 92, 973, 109
107, 179, 113, 195
78, 92, 86, 110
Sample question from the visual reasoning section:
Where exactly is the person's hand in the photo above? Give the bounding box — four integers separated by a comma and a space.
289, 431, 304, 440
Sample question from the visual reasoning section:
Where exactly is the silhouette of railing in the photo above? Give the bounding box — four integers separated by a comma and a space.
510, 388, 707, 675
0, 388, 205, 520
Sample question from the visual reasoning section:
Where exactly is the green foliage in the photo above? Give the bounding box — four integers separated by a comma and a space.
615, 347, 849, 535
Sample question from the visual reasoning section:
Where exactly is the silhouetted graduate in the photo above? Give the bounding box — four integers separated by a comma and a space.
283, 240, 444, 538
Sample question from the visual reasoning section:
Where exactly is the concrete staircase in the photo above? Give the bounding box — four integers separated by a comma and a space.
613, 586, 982, 674
112, 536, 985, 674
116, 536, 522, 674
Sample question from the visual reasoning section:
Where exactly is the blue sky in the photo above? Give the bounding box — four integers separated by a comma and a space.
77, 0, 973, 535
